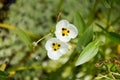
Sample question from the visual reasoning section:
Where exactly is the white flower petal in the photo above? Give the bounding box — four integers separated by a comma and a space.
55, 20, 69, 39
47, 51, 62, 60
56, 20, 69, 30
45, 38, 62, 50
45, 38, 69, 60
55, 31, 71, 42
67, 24, 78, 38
55, 20, 70, 42
59, 42, 69, 54
55, 20, 78, 42
45, 38, 53, 51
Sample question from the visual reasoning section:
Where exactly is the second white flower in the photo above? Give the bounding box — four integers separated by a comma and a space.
45, 38, 68, 60
55, 20, 78, 42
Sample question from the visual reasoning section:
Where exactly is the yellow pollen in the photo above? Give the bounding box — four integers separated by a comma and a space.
62, 28, 70, 36
52, 43, 61, 51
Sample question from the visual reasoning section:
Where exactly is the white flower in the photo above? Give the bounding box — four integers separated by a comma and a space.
55, 20, 78, 42
45, 38, 68, 60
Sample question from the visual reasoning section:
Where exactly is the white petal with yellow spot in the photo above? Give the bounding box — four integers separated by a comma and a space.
55, 20, 78, 42
45, 38, 68, 60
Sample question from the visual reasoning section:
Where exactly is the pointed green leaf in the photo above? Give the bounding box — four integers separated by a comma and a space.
0, 77, 6, 80
13, 28, 32, 49
102, 0, 111, 8
0, 71, 9, 77
74, 12, 86, 35
106, 32, 120, 43
96, 23, 120, 43
75, 40, 104, 66
0, 70, 8, 80
87, 0, 100, 26
76, 25, 93, 52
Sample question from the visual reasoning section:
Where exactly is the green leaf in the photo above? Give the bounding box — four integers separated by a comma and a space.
106, 32, 120, 43
76, 25, 93, 52
96, 23, 120, 43
87, 0, 100, 26
13, 28, 32, 49
102, 0, 111, 8
0, 71, 8, 76
75, 40, 104, 66
0, 71, 9, 77
0, 76, 6, 80
74, 12, 86, 35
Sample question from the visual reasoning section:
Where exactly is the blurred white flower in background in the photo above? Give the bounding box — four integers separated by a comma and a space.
45, 38, 68, 60
55, 20, 78, 42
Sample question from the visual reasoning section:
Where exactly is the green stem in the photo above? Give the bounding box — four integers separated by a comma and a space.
111, 16, 120, 25
0, 23, 39, 39
56, 0, 64, 22
111, 72, 120, 76
95, 23, 108, 32
87, 0, 100, 26
35, 33, 52, 45
7, 65, 43, 77
106, 1, 113, 29
108, 67, 116, 80
95, 75, 112, 80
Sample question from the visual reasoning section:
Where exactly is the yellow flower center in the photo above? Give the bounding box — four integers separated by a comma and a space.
62, 28, 70, 36
52, 43, 61, 51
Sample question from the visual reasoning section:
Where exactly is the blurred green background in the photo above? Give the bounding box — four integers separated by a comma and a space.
0, 0, 120, 80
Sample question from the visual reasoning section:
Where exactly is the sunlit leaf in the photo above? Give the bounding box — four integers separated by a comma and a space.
75, 40, 104, 66
0, 24, 33, 49
74, 12, 86, 35
76, 25, 93, 52
0, 63, 7, 71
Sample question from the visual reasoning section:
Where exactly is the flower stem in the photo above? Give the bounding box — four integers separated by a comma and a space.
33, 33, 52, 46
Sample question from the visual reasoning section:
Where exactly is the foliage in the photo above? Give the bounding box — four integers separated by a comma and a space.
0, 0, 120, 80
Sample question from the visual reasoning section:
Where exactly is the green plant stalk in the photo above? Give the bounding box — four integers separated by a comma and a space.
56, 0, 64, 22
7, 65, 42, 77
0, 23, 15, 30
95, 23, 108, 32
111, 72, 120, 76
35, 33, 52, 45
108, 66, 116, 80
95, 74, 112, 80
0, 23, 39, 39
111, 16, 120, 25
86, 0, 100, 26
96, 23, 120, 43
106, 1, 113, 29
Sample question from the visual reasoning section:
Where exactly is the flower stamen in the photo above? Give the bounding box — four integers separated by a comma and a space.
52, 43, 61, 51
62, 28, 70, 36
